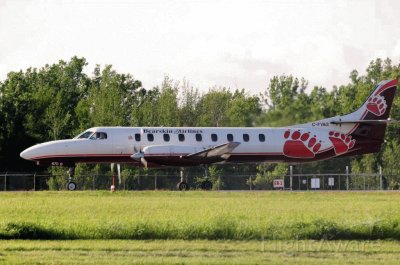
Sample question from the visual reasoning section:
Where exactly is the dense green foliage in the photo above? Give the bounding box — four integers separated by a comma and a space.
1, 191, 400, 241
0, 57, 399, 189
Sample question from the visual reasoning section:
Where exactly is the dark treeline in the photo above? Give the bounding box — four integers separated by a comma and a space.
1, 57, 400, 188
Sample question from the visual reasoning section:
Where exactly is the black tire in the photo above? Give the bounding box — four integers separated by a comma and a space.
201, 180, 213, 190
66, 181, 77, 191
177, 181, 188, 191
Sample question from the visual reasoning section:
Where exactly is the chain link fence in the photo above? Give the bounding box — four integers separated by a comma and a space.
0, 171, 398, 191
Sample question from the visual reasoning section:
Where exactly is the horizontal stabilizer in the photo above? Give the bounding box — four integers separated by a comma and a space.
330, 119, 398, 125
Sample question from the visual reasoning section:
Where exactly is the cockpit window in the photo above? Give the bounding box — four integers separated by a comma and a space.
75, 131, 107, 140
95, 132, 107, 139
77, 131, 94, 139
90, 132, 108, 140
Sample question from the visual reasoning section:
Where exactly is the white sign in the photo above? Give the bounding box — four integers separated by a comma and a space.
311, 178, 320, 189
273, 179, 284, 188
328, 177, 334, 186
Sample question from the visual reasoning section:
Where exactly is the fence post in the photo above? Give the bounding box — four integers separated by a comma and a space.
4, 172, 7, 191
307, 175, 309, 191
154, 175, 157, 190
346, 166, 349, 190
379, 166, 383, 190
138, 169, 141, 190
298, 176, 301, 190
249, 176, 252, 190
289, 166, 293, 191
364, 174, 366, 190
33, 172, 36, 191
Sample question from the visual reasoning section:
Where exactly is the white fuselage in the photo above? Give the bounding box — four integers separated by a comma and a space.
19, 123, 351, 167
19, 79, 397, 170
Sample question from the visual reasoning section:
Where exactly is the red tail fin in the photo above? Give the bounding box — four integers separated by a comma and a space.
345, 79, 398, 155
360, 79, 398, 120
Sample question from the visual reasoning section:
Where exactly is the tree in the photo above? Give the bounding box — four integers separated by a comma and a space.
227, 90, 261, 127
197, 89, 232, 127
382, 140, 400, 189
157, 76, 180, 126
179, 80, 200, 126
251, 163, 288, 190
258, 75, 310, 126
45, 91, 72, 140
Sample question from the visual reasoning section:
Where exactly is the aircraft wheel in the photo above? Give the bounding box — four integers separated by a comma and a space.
177, 181, 188, 191
66, 181, 77, 191
201, 180, 213, 190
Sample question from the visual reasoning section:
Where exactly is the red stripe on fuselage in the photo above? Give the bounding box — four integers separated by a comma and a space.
31, 152, 286, 160
31, 154, 132, 160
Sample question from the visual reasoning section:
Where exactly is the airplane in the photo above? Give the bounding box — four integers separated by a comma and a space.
20, 79, 398, 191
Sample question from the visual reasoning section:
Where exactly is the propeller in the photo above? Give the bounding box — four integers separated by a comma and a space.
131, 145, 148, 168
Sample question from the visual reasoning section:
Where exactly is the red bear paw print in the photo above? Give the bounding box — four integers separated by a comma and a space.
328, 131, 355, 155
283, 130, 322, 158
366, 95, 387, 116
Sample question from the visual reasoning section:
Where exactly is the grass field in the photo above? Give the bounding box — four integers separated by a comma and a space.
2, 239, 400, 264
1, 191, 400, 240
1, 191, 400, 264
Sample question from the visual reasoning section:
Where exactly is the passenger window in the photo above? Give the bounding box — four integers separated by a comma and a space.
211, 134, 218, 142
178, 134, 185, 142
135, 133, 141, 141
259, 134, 265, 142
147, 134, 154, 142
195, 133, 202, 142
243, 134, 250, 142
227, 134, 233, 142
163, 134, 170, 142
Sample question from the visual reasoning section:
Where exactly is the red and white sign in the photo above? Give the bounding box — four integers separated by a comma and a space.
273, 179, 284, 188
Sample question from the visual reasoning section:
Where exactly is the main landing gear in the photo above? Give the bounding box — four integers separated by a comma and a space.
176, 167, 213, 191
66, 167, 77, 191
177, 169, 189, 191
201, 180, 213, 190
200, 165, 213, 191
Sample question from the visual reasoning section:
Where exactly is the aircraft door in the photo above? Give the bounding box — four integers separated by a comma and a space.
113, 132, 131, 155
91, 131, 113, 154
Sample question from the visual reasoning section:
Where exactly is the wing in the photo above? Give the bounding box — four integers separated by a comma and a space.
184, 142, 240, 163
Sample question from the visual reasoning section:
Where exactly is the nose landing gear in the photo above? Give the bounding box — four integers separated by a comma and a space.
66, 167, 77, 191
66, 181, 77, 191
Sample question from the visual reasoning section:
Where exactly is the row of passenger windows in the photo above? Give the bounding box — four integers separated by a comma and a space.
135, 133, 266, 142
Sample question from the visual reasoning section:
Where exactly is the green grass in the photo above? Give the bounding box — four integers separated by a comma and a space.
1, 191, 400, 240
2, 239, 400, 264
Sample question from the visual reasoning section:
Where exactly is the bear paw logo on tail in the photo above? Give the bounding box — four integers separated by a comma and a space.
328, 131, 355, 155
366, 94, 387, 116
283, 130, 322, 158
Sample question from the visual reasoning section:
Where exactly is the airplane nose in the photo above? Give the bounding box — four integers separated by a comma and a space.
20, 148, 32, 160
20, 146, 38, 161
